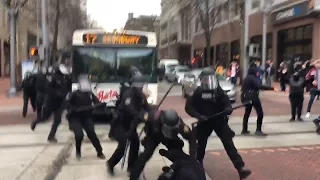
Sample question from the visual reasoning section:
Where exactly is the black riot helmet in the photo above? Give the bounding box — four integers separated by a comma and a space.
199, 67, 219, 91
292, 72, 300, 81
160, 110, 181, 139
131, 74, 147, 92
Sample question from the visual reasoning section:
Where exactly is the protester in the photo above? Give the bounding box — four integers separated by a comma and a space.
305, 59, 320, 118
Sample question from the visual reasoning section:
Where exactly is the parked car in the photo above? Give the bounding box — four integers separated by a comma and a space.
166, 65, 190, 83
181, 69, 236, 102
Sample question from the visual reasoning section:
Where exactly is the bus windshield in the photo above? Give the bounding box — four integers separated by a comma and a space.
72, 47, 157, 83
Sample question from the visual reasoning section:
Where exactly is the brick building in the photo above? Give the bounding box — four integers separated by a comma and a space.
160, 0, 320, 69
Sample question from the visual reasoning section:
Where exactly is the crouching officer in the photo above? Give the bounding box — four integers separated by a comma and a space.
129, 109, 193, 180
66, 76, 105, 160
107, 74, 150, 176
31, 65, 68, 143
21, 71, 36, 117
185, 67, 251, 179
157, 149, 206, 180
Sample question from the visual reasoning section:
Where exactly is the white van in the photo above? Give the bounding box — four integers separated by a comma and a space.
158, 59, 179, 74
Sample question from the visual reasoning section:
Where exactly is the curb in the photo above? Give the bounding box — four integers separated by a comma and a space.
43, 137, 73, 180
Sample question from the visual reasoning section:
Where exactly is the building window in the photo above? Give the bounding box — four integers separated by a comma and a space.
287, 29, 295, 42
303, 25, 312, 39
221, 3, 229, 22
229, 0, 238, 18
252, 0, 260, 9
295, 27, 303, 40
215, 7, 222, 23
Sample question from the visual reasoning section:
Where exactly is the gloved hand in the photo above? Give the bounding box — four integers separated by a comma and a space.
225, 107, 233, 115
199, 115, 208, 122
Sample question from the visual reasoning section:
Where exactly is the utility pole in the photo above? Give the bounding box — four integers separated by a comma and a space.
1, 0, 27, 97
261, 0, 272, 84
41, 0, 49, 66
242, 0, 251, 79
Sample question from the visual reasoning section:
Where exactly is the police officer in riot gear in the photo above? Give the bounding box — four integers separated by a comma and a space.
107, 74, 150, 176
33, 67, 48, 122
185, 67, 251, 179
21, 71, 36, 117
31, 65, 69, 143
129, 109, 193, 180
66, 76, 105, 160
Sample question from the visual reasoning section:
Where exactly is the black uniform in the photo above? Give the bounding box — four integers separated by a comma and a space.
107, 75, 150, 175
34, 70, 48, 121
21, 72, 36, 117
241, 66, 274, 136
31, 66, 68, 142
185, 68, 251, 179
66, 89, 105, 159
289, 73, 304, 121
129, 110, 193, 180
157, 149, 206, 180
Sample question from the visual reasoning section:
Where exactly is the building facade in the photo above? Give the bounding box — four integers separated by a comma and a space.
124, 13, 160, 32
159, 0, 192, 64
161, 0, 319, 69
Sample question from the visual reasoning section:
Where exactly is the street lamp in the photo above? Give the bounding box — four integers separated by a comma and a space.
261, 0, 273, 83
1, 0, 28, 97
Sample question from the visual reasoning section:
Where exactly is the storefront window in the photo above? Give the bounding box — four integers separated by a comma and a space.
285, 46, 294, 57
296, 27, 303, 40
303, 44, 312, 54
287, 29, 295, 42
295, 45, 303, 54
303, 25, 312, 39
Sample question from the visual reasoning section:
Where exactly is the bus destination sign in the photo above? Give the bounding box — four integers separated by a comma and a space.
82, 33, 148, 45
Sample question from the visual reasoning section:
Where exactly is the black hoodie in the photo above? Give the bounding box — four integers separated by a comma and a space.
241, 67, 274, 93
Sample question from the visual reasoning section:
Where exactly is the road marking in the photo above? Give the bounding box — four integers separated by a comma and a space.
210, 152, 220, 156
264, 149, 275, 152
290, 148, 301, 151
238, 150, 248, 154
302, 147, 314, 150
252, 150, 262, 153
277, 148, 288, 151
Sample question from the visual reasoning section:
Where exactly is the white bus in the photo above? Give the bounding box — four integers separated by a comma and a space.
71, 29, 158, 109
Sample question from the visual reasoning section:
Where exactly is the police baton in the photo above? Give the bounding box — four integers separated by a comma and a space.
206, 101, 252, 119
121, 139, 130, 170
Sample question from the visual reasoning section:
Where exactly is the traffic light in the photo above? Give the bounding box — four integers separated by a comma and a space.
29, 47, 39, 60
29, 46, 38, 57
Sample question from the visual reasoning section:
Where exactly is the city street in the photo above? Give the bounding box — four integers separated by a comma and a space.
1, 82, 320, 179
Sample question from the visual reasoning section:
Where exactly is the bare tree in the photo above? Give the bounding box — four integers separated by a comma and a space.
190, 0, 227, 65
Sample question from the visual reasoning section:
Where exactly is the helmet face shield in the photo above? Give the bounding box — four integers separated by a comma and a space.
161, 121, 180, 139
200, 75, 218, 90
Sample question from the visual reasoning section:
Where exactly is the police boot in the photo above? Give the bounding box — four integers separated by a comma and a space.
238, 167, 251, 179
97, 151, 106, 159
47, 137, 58, 143
76, 150, 81, 160
30, 121, 37, 131
313, 119, 320, 128
106, 161, 115, 176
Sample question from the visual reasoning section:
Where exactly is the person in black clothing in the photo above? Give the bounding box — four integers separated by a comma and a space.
33, 67, 48, 122
302, 60, 313, 92
129, 109, 193, 180
66, 76, 105, 160
288, 72, 305, 122
31, 65, 69, 143
21, 72, 36, 117
107, 74, 150, 176
241, 66, 276, 136
157, 148, 206, 180
185, 67, 251, 179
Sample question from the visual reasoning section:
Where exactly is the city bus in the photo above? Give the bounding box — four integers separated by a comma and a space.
71, 29, 159, 120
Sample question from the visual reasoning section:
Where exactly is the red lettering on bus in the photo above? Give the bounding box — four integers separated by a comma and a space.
97, 90, 119, 101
